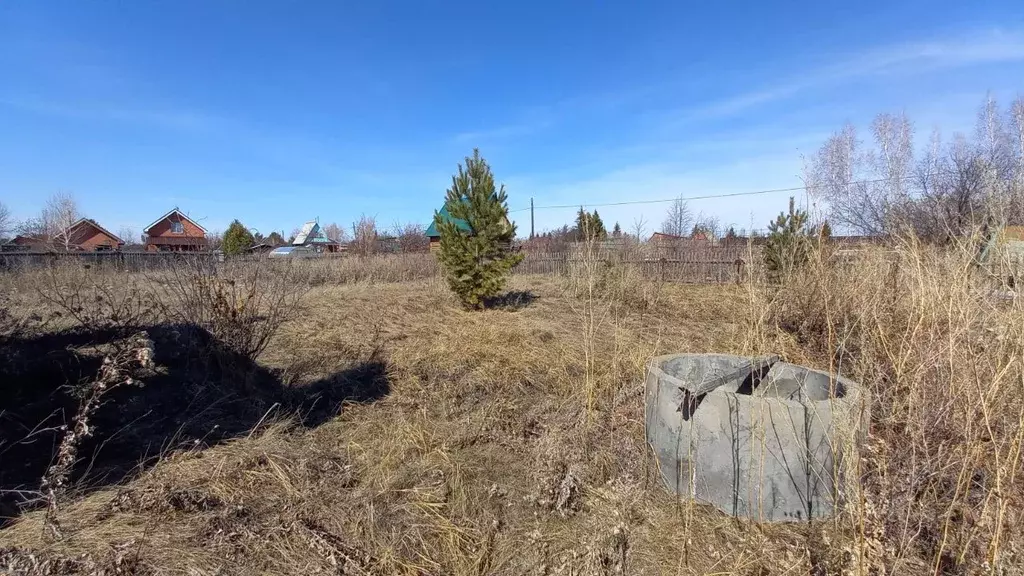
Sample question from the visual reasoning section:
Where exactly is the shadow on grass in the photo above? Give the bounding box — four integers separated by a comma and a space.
483, 290, 537, 311
0, 323, 390, 525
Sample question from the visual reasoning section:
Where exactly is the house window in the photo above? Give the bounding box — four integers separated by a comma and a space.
171, 221, 184, 234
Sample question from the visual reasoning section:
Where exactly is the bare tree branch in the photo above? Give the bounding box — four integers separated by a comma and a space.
41, 192, 81, 251
661, 197, 692, 236
0, 201, 11, 240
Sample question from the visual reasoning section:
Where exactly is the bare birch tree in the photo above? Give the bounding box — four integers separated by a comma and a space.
808, 118, 914, 235
661, 197, 692, 236
41, 192, 81, 250
0, 201, 11, 240
870, 112, 915, 199
1011, 95, 1024, 181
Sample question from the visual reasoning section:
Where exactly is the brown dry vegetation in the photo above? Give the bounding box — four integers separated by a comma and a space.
0, 243, 1022, 575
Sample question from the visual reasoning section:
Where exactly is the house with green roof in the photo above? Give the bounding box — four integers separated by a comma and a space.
425, 204, 471, 252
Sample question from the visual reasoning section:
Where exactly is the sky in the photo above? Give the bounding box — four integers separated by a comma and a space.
1, 1, 1023, 240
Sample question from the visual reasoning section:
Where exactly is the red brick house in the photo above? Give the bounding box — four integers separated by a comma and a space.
3, 219, 123, 252
56, 218, 124, 251
143, 208, 208, 252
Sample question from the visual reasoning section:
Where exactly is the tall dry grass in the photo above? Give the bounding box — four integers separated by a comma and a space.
270, 253, 439, 286
746, 237, 1024, 573
562, 238, 664, 417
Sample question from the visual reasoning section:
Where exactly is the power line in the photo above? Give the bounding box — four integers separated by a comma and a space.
509, 174, 923, 213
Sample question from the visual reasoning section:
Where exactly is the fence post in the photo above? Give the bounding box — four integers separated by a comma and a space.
659, 257, 666, 283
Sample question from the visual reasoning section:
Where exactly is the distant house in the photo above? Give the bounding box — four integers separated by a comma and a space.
2, 219, 123, 252
292, 221, 340, 253
143, 208, 207, 252
649, 232, 685, 244
2, 234, 49, 252
424, 204, 477, 252
55, 218, 124, 251
247, 242, 277, 254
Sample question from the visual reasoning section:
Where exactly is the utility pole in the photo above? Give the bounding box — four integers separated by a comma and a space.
530, 197, 535, 239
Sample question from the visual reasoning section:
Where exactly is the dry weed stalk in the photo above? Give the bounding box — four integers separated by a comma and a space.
40, 331, 156, 541
563, 238, 663, 416
749, 234, 1024, 573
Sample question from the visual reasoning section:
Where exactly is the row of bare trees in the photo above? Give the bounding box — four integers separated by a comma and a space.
660, 197, 726, 239
804, 93, 1024, 243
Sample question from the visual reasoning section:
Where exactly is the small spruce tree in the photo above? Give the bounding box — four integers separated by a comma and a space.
612, 222, 622, 238
222, 219, 255, 256
590, 210, 607, 239
763, 197, 812, 282
436, 149, 523, 309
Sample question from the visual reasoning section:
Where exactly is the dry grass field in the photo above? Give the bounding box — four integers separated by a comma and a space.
0, 244, 1022, 575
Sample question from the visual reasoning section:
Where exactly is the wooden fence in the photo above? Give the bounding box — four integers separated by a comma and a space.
1, 247, 758, 284
514, 253, 751, 284
0, 251, 219, 272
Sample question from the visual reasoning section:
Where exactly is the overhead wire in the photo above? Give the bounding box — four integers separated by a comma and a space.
508, 174, 930, 213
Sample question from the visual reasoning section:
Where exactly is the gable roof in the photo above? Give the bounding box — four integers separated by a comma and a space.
56, 218, 124, 245
425, 204, 471, 237
143, 208, 207, 234
293, 221, 319, 245
292, 221, 338, 245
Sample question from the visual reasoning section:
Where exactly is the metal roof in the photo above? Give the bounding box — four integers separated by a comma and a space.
293, 221, 319, 245
293, 221, 337, 245
425, 204, 471, 238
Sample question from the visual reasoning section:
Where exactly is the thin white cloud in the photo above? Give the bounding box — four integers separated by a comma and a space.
681, 27, 1024, 121
453, 120, 550, 144
0, 97, 222, 133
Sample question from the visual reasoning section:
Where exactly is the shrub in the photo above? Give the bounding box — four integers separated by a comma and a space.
435, 149, 523, 308
763, 196, 813, 282
160, 257, 305, 361
222, 220, 255, 256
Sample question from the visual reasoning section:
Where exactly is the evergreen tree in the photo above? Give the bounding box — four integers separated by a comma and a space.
222, 219, 255, 256
574, 208, 607, 241
612, 222, 622, 238
435, 149, 523, 309
574, 207, 588, 240
763, 197, 813, 282
590, 211, 607, 239
266, 231, 286, 246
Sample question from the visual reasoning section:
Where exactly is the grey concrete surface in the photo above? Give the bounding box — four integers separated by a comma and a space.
645, 354, 870, 522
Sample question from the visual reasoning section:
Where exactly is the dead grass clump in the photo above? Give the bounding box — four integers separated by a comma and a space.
749, 236, 1024, 573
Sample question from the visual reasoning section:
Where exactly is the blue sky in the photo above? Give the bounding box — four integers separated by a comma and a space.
1, 1, 1022, 238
